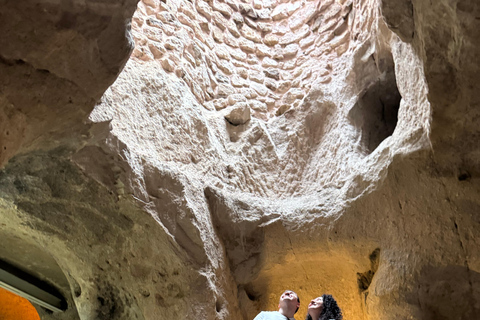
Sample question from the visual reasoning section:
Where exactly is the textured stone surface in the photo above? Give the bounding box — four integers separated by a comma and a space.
1, 0, 480, 320
128, 0, 362, 118
0, 0, 137, 167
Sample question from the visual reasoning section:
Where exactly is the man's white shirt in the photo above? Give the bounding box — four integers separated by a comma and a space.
253, 311, 296, 320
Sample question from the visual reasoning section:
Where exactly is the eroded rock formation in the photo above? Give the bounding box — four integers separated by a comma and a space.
1, 0, 480, 319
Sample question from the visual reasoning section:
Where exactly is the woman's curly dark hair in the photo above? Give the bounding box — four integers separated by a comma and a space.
305, 294, 343, 320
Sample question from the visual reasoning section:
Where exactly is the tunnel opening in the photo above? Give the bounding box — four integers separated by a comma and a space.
0, 259, 67, 312
348, 57, 401, 154
0, 231, 75, 319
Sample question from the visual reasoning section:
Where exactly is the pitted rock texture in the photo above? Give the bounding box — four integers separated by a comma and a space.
1, 0, 480, 320
130, 0, 361, 119
0, 0, 138, 167
88, 0, 432, 319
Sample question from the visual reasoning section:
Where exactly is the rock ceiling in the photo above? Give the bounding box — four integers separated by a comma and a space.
1, 0, 480, 319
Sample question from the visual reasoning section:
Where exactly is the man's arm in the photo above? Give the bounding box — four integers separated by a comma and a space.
253, 311, 264, 320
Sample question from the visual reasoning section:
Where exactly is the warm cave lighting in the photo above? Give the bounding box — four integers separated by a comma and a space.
0, 261, 65, 314
0, 288, 41, 320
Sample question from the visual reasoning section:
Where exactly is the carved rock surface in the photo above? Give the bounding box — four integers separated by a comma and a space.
1, 0, 480, 320
0, 0, 137, 167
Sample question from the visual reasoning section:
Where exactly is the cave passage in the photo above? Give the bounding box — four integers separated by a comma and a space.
0, 259, 66, 313
348, 57, 401, 154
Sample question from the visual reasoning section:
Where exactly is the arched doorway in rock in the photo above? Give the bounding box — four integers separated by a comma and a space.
0, 287, 41, 320
0, 232, 75, 320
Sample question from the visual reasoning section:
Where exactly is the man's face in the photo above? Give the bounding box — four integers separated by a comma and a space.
278, 290, 300, 313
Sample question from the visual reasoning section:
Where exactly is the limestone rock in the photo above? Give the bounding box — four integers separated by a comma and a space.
288, 2, 318, 31
262, 57, 279, 68
212, 11, 228, 31
224, 32, 239, 47
240, 88, 258, 99
161, 57, 175, 72
250, 82, 269, 96
238, 38, 256, 53
212, 26, 224, 42
248, 100, 267, 112
244, 17, 258, 30
232, 12, 244, 25
196, 0, 213, 20
216, 83, 236, 97
241, 24, 262, 43
212, 0, 234, 19
279, 25, 310, 45
226, 19, 241, 37
252, 0, 263, 10
256, 9, 271, 20
231, 75, 247, 87
3, 1, 480, 320
257, 22, 273, 33
300, 35, 316, 49
264, 68, 280, 80
224, 102, 251, 125
229, 47, 248, 61
224, 0, 239, 12
282, 88, 305, 104
256, 43, 273, 58
272, 20, 290, 35
215, 45, 231, 60
283, 43, 299, 58
264, 33, 280, 46
271, 4, 290, 21
213, 98, 228, 110
249, 71, 265, 83
149, 42, 167, 58
239, 3, 257, 19
237, 67, 249, 79
164, 37, 184, 51
228, 94, 247, 105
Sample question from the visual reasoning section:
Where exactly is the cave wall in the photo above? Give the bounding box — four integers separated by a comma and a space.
0, 0, 138, 166
1, 0, 480, 319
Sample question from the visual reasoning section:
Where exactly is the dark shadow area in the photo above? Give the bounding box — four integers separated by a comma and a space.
408, 265, 480, 320
357, 248, 380, 293
0, 259, 67, 311
0, 149, 146, 320
348, 56, 401, 154
242, 283, 261, 302
204, 187, 266, 284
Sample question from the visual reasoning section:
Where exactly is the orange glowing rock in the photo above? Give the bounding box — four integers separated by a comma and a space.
0, 287, 41, 320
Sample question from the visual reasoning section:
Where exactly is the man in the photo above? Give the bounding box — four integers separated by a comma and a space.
253, 290, 301, 320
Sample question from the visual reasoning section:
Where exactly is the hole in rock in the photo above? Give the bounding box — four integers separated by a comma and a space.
349, 58, 401, 154
458, 171, 471, 181
0, 232, 72, 317
215, 299, 223, 312
357, 248, 380, 293
243, 284, 260, 302
74, 287, 82, 298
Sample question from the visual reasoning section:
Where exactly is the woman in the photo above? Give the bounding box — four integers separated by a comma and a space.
305, 294, 343, 320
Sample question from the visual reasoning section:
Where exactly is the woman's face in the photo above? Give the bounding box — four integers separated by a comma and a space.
308, 296, 324, 311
